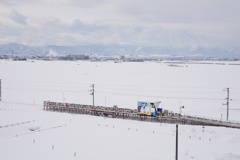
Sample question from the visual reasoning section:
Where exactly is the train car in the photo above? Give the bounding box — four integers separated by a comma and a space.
137, 101, 161, 116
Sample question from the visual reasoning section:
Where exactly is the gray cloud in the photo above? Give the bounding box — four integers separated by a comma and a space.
1, 0, 41, 6
10, 11, 28, 25
0, 17, 239, 47
0, 0, 239, 48
117, 0, 240, 24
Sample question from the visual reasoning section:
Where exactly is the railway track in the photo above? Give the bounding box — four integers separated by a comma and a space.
44, 101, 240, 129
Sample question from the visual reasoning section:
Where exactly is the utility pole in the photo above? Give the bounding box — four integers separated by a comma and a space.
176, 124, 178, 160
0, 79, 1, 101
90, 84, 94, 106
223, 88, 230, 121
227, 88, 229, 121
179, 101, 184, 115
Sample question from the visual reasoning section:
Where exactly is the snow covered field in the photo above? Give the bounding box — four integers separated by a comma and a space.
0, 60, 240, 160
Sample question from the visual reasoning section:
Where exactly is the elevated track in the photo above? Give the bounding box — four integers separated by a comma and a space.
44, 101, 240, 129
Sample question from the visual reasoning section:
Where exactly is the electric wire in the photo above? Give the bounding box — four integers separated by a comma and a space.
96, 87, 223, 94
2, 87, 89, 93
95, 90, 225, 101
2, 81, 240, 102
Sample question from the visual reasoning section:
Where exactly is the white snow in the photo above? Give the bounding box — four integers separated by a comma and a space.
0, 60, 240, 160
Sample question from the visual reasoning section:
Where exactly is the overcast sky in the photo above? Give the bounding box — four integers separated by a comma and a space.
0, 0, 240, 48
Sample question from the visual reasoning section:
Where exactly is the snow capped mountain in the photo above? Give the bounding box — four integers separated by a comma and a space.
0, 43, 239, 58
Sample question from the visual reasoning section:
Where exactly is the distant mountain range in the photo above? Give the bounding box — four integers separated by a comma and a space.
0, 43, 239, 58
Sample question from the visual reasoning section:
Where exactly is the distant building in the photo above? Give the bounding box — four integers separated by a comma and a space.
58, 55, 90, 61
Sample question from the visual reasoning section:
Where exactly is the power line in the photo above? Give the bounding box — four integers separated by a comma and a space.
3, 79, 240, 94
1, 80, 238, 103
2, 83, 238, 97
97, 87, 222, 94
4, 84, 89, 89
231, 93, 240, 95
3, 82, 90, 88
232, 99, 240, 102
2, 87, 88, 93
95, 90, 224, 101
2, 79, 91, 85
97, 83, 229, 90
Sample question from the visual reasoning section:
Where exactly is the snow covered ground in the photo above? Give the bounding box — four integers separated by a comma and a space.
0, 60, 240, 160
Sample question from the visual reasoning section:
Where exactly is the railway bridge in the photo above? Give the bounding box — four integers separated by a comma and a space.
44, 101, 240, 129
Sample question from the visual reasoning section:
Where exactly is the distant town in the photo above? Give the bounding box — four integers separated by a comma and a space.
1, 54, 240, 62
